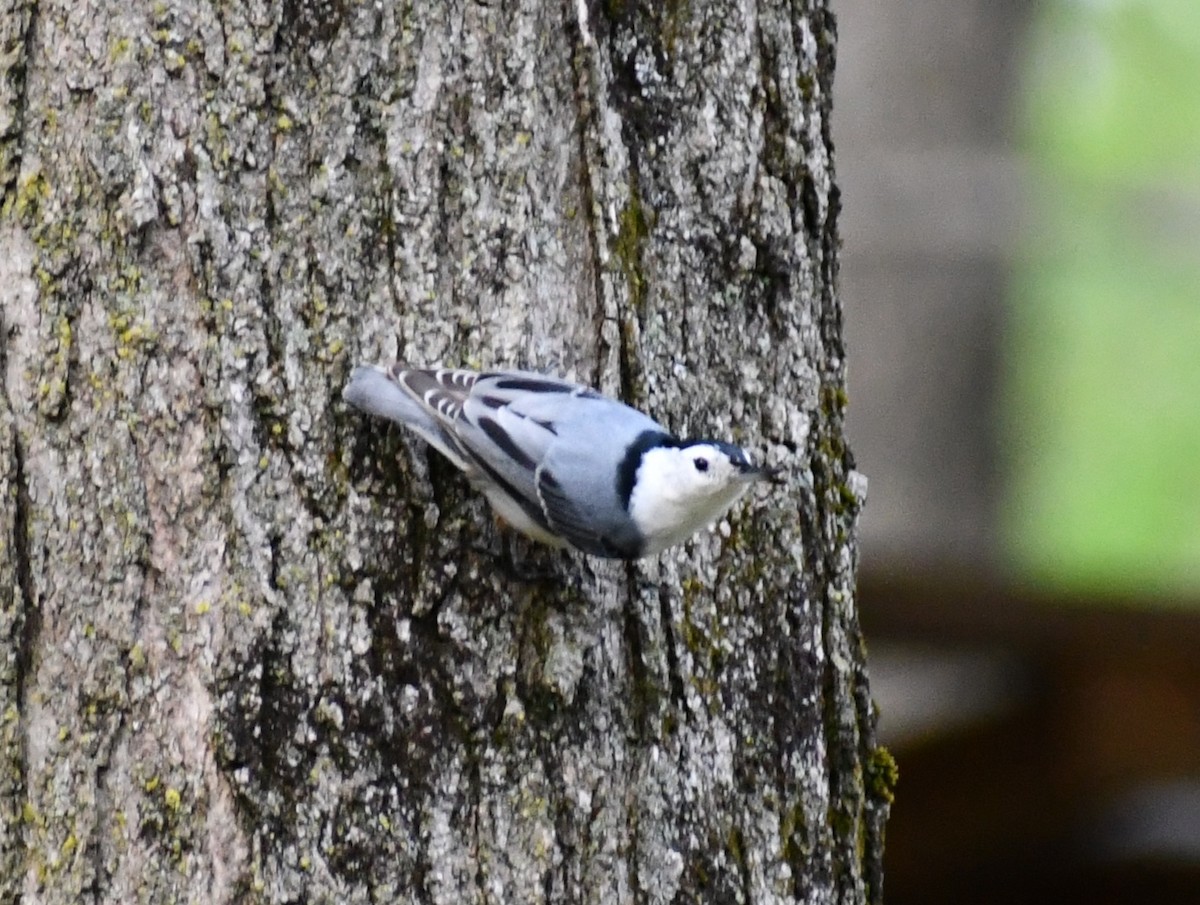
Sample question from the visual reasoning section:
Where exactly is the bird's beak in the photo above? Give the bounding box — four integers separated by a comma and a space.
738, 461, 785, 485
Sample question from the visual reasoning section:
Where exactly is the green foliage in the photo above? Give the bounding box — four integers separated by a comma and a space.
1006, 0, 1200, 599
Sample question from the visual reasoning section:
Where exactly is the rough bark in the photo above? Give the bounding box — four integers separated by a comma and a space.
1, 0, 890, 903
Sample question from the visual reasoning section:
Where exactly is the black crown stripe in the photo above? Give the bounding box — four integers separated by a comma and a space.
615, 430, 679, 510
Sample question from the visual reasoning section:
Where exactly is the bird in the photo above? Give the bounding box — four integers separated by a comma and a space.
342, 364, 782, 559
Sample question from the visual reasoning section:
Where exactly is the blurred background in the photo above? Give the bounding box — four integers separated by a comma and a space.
832, 0, 1200, 902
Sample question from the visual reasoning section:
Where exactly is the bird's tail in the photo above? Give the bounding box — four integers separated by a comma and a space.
342, 365, 469, 470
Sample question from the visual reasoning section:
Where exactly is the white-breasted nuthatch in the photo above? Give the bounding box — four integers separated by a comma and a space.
343, 364, 783, 559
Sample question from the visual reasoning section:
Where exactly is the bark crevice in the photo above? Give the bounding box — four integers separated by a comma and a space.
7, 428, 38, 902
10, 431, 38, 764
0, 0, 37, 198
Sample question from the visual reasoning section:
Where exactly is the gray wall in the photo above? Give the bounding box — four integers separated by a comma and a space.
833, 0, 1032, 571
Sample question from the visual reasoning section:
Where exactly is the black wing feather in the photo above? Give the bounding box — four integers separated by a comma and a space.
477, 416, 538, 471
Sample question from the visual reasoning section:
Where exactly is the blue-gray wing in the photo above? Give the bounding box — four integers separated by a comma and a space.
532, 466, 616, 557
534, 400, 663, 559
453, 369, 601, 492
360, 366, 660, 557
465, 372, 664, 557
390, 369, 567, 531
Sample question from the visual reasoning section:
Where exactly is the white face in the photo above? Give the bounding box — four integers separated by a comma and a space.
670, 443, 749, 500
628, 443, 765, 555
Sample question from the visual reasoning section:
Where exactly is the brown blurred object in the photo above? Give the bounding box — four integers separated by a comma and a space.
860, 571, 1200, 905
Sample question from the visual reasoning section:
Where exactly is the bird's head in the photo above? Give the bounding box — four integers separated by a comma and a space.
666, 440, 782, 497
628, 438, 783, 554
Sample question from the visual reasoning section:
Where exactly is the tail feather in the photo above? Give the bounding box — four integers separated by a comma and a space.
388, 366, 480, 424
342, 366, 468, 469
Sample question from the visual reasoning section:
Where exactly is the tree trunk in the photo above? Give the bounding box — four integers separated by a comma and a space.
1, 0, 890, 902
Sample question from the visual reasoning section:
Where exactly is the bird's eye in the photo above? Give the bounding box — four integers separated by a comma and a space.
693, 457, 709, 473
